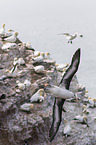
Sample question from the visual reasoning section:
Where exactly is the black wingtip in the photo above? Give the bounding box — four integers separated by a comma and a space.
71, 48, 81, 64
75, 48, 81, 57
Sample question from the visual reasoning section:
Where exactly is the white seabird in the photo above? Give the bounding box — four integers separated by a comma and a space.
33, 52, 45, 62
6, 29, 14, 37
34, 65, 45, 73
16, 80, 25, 90
0, 24, 5, 36
17, 58, 25, 65
4, 32, 18, 43
45, 52, 50, 59
56, 63, 69, 71
33, 51, 40, 57
20, 103, 34, 112
63, 119, 71, 137
82, 105, 90, 114
13, 58, 25, 66
30, 89, 44, 103
26, 42, 32, 49
1, 42, 17, 50
26, 42, 35, 51
88, 97, 96, 107
24, 79, 31, 87
60, 32, 83, 43
74, 114, 87, 124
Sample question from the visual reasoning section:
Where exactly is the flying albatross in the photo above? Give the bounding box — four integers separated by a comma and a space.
44, 48, 81, 142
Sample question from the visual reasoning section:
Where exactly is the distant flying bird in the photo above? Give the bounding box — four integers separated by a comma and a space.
48, 48, 81, 142
59, 32, 83, 43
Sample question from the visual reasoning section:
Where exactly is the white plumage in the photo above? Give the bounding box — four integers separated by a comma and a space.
34, 65, 45, 73
4, 32, 18, 43
2, 43, 16, 50
20, 103, 34, 112
30, 89, 44, 103
0, 24, 5, 36
45, 85, 75, 99
24, 79, 31, 87
63, 119, 71, 136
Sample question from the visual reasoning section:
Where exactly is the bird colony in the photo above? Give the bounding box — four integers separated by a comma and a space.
0, 24, 96, 145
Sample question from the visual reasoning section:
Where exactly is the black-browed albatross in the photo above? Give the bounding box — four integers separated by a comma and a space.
45, 48, 81, 142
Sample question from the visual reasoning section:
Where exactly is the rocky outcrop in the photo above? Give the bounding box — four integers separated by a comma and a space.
0, 31, 96, 145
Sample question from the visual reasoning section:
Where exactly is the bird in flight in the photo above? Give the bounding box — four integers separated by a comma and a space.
48, 48, 81, 142
59, 32, 83, 43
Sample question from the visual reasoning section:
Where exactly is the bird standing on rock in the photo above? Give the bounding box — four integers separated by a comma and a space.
63, 119, 71, 137
44, 48, 81, 142
0, 24, 5, 36
4, 32, 18, 43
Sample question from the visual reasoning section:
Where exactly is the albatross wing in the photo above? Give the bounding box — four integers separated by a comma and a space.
49, 48, 81, 142
49, 98, 65, 142
59, 48, 80, 89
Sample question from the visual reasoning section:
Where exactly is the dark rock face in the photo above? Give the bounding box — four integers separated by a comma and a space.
0, 40, 96, 145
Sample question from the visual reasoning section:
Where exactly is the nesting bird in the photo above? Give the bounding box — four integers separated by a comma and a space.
24, 79, 31, 87
13, 58, 25, 66
32, 52, 45, 62
30, 89, 44, 103
4, 32, 18, 43
63, 119, 71, 137
1, 42, 16, 50
82, 105, 90, 115
88, 97, 96, 107
6, 29, 14, 37
33, 51, 40, 57
56, 63, 69, 71
45, 52, 50, 59
0, 24, 5, 36
74, 115, 87, 124
34, 65, 45, 73
16, 80, 25, 90
20, 103, 34, 112
26, 42, 35, 51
